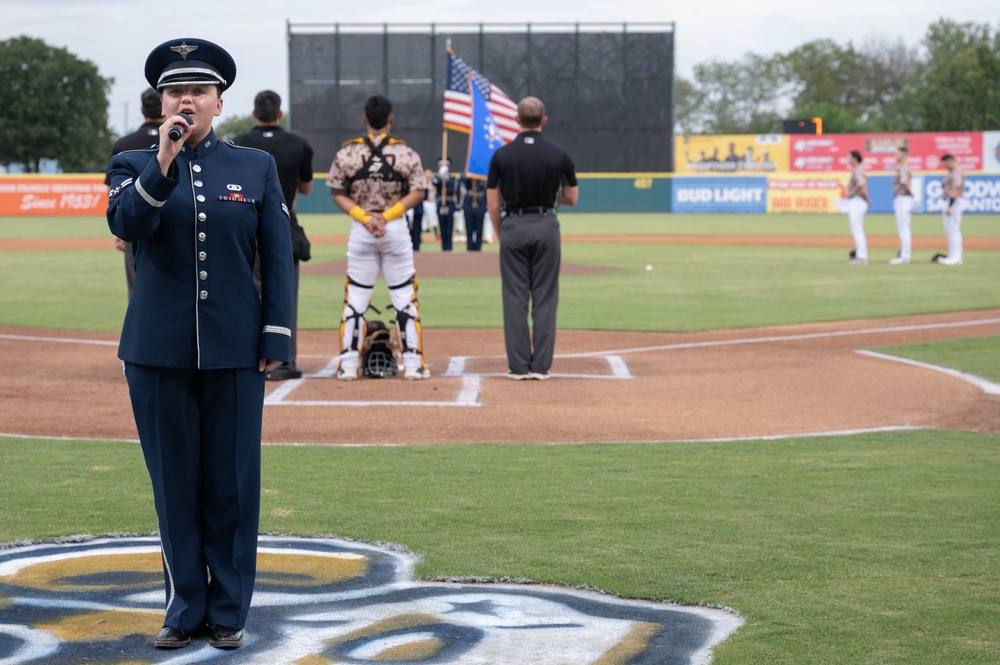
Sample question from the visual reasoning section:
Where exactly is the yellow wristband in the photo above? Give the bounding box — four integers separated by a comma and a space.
383, 201, 406, 221
348, 205, 371, 223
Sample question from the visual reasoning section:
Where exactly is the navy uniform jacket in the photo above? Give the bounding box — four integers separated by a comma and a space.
431, 173, 460, 212
107, 129, 293, 369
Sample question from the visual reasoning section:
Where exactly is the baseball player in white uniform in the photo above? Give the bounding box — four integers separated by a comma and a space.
845, 150, 870, 265
326, 95, 429, 380
934, 154, 965, 266
891, 146, 914, 265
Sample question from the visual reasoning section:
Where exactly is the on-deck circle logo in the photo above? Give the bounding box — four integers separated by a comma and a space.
0, 536, 741, 664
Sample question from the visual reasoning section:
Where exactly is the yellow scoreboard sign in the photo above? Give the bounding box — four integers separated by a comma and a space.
675, 134, 790, 174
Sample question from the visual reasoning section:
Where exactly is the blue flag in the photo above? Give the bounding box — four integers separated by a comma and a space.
466, 74, 506, 179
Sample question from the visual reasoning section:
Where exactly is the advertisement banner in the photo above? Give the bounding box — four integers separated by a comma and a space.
789, 132, 982, 173
0, 176, 107, 216
982, 131, 1000, 173
766, 174, 846, 213
672, 176, 767, 213
675, 135, 789, 174
863, 175, 926, 214
923, 174, 1000, 214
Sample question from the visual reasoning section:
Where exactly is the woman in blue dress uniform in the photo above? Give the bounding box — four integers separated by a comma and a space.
106, 38, 293, 651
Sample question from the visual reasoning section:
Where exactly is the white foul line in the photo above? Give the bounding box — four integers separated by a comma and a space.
855, 350, 1000, 395
0, 333, 117, 347
557, 316, 1000, 359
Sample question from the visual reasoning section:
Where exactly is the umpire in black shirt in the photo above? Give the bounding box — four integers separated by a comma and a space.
105, 88, 165, 300
487, 96, 578, 380
233, 90, 315, 380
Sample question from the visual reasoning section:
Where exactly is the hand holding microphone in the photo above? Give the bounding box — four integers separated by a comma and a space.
155, 112, 194, 176
167, 113, 193, 142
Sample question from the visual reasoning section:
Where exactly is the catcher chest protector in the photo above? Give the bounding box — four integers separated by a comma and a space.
361, 320, 399, 378
344, 135, 410, 195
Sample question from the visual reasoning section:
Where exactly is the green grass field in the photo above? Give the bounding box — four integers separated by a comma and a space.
1, 212, 998, 663
2, 213, 1000, 332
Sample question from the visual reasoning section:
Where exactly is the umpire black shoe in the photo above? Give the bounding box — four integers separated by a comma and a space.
266, 363, 303, 381
208, 624, 244, 649
154, 626, 192, 649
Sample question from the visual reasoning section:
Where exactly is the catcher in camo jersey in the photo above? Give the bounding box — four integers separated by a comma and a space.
326, 95, 429, 380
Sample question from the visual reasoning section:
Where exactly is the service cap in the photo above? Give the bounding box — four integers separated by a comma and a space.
144, 38, 237, 92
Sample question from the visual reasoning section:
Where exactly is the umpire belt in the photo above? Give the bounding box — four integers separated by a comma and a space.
507, 207, 552, 216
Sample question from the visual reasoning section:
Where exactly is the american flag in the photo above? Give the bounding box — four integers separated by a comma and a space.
443, 50, 519, 143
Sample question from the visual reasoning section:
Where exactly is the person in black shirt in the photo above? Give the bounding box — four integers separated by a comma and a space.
408, 171, 431, 251
233, 90, 315, 380
105, 88, 165, 299
486, 96, 578, 380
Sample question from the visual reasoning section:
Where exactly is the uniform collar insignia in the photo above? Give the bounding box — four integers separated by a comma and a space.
170, 42, 199, 60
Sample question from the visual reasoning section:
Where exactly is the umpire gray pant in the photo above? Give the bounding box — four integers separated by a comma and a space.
499, 213, 561, 375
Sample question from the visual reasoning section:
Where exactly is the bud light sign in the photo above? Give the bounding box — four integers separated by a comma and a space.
672, 177, 768, 213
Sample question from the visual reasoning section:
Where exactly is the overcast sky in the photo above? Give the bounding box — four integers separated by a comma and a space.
3, 1, 994, 136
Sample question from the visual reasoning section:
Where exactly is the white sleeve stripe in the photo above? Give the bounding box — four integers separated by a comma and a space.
263, 325, 292, 337
135, 178, 165, 208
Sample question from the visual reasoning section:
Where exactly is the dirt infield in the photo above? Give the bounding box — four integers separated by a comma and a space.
2, 309, 999, 445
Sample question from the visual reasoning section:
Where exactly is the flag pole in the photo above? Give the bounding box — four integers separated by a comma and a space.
442, 40, 454, 166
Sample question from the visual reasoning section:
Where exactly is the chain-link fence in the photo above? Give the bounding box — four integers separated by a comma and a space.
288, 22, 674, 173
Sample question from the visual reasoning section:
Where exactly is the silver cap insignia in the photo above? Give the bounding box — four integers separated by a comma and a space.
170, 42, 199, 60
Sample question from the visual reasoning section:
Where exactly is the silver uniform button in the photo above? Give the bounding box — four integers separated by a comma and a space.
192, 164, 202, 173
197, 195, 205, 203
199, 271, 208, 280
199, 290, 208, 300
198, 212, 207, 221
198, 232, 206, 241
194, 180, 203, 187
198, 251, 207, 261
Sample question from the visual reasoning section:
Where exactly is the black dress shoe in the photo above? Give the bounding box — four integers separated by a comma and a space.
266, 363, 303, 381
208, 624, 244, 649
154, 626, 192, 648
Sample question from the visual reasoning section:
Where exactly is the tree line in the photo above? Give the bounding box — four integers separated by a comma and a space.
2, 20, 999, 173
0, 36, 113, 173
675, 18, 1000, 135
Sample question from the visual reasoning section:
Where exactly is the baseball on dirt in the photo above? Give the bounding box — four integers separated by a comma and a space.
645, 264, 653, 271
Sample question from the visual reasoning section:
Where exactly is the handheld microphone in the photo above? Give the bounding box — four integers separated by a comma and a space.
167, 113, 193, 141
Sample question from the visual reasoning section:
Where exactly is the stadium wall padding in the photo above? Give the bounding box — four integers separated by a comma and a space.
5, 173, 1000, 216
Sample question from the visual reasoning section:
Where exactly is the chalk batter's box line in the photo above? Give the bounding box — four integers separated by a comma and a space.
263, 355, 633, 408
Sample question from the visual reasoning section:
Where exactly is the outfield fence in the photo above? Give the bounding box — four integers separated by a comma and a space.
3, 172, 999, 216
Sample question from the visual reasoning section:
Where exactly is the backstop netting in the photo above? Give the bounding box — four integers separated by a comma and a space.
287, 23, 675, 173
